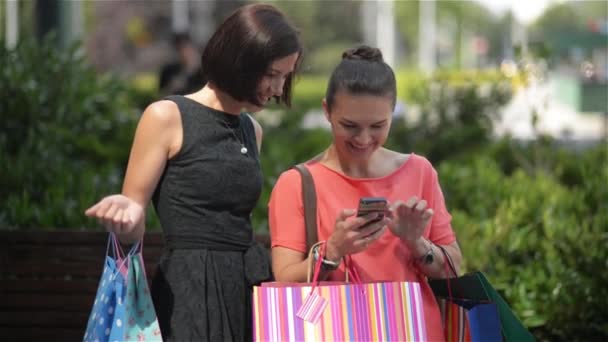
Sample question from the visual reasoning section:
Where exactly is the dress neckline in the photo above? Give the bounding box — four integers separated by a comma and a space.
179, 95, 242, 126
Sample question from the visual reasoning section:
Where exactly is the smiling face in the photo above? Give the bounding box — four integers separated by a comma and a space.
246, 52, 299, 112
324, 91, 393, 161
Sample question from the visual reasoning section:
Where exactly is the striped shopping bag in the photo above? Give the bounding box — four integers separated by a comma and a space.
252, 281, 427, 341
252, 242, 426, 341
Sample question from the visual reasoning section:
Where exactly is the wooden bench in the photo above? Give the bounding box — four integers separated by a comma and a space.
0, 231, 269, 341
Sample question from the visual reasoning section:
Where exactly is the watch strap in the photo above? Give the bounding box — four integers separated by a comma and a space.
312, 244, 340, 271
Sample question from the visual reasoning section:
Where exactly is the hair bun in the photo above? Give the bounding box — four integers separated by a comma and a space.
342, 45, 383, 62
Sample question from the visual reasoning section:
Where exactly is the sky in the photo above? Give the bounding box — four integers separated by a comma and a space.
474, 0, 559, 24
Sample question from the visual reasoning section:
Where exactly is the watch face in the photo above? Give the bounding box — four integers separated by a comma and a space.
424, 252, 434, 265
321, 259, 339, 271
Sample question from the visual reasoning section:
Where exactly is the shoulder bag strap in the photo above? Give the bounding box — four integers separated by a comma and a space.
292, 164, 318, 251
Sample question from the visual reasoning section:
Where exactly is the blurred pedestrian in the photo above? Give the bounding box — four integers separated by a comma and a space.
158, 32, 203, 96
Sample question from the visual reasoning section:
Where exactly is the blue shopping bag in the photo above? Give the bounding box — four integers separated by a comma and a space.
468, 302, 502, 342
83, 234, 130, 341
83, 234, 162, 341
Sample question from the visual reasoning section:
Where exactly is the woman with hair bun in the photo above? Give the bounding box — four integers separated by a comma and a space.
269, 45, 462, 340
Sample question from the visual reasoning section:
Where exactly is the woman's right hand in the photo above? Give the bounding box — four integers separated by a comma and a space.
325, 209, 389, 261
85, 194, 145, 236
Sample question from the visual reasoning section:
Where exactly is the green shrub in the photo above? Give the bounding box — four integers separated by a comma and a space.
438, 144, 608, 341
0, 35, 138, 229
387, 69, 513, 163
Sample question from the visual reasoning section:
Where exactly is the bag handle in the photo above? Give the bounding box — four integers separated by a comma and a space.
106, 234, 131, 281
436, 244, 459, 300
107, 233, 144, 277
306, 241, 326, 285
436, 243, 458, 278
108, 233, 142, 258
293, 164, 318, 251
306, 241, 352, 284
344, 255, 361, 283
108, 233, 124, 259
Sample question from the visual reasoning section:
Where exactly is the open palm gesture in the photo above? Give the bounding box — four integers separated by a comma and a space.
85, 194, 144, 235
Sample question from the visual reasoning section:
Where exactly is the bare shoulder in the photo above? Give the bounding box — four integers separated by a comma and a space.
137, 100, 183, 157
383, 148, 410, 168
142, 100, 181, 126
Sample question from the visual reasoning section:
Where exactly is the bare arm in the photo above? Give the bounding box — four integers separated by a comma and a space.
85, 100, 182, 244
271, 247, 310, 282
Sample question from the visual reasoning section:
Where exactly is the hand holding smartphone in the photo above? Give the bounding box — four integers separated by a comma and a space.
356, 197, 388, 223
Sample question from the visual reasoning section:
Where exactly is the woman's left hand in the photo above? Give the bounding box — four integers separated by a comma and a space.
388, 196, 434, 242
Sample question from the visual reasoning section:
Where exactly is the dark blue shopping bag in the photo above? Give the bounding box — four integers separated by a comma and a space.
443, 298, 502, 342
468, 302, 502, 342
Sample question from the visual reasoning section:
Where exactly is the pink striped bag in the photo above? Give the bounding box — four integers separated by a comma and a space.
252, 243, 427, 341
253, 280, 427, 341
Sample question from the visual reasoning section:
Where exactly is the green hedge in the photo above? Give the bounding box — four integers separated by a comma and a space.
0, 35, 137, 228
439, 142, 608, 340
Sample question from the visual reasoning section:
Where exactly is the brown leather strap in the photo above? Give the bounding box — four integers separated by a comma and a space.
293, 164, 318, 251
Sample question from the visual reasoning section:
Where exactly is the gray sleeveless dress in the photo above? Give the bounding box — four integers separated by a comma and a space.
150, 95, 271, 341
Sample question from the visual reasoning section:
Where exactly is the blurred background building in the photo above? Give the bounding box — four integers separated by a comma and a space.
2, 0, 606, 144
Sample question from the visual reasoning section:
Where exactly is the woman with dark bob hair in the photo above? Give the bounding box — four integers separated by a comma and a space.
85, 4, 302, 341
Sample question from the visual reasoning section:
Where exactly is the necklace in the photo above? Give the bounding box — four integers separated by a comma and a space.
218, 115, 248, 155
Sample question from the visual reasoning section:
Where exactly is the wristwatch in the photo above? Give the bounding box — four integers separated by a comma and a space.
417, 240, 435, 265
312, 244, 341, 271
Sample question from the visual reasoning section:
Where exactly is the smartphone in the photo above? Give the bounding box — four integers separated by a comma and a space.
356, 197, 388, 222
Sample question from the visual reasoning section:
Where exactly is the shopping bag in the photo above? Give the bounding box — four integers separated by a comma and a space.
253, 281, 427, 341
435, 296, 502, 342
83, 234, 162, 342
252, 242, 427, 341
467, 301, 502, 341
83, 234, 129, 342
429, 246, 534, 342
123, 246, 163, 340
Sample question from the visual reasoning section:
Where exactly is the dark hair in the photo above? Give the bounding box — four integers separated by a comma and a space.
201, 4, 302, 107
325, 45, 396, 112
